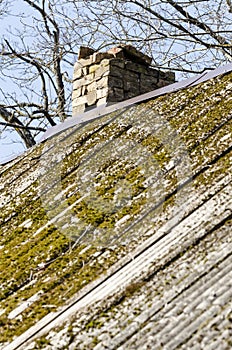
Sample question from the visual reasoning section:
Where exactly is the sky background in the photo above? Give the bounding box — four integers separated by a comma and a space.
0, 1, 29, 163
1, 1, 231, 164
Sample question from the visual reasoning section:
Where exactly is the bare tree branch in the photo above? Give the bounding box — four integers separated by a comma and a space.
0, 121, 46, 132
0, 107, 36, 147
0, 0, 232, 150
166, 0, 231, 49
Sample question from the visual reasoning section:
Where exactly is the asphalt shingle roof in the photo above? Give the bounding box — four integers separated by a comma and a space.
0, 69, 231, 350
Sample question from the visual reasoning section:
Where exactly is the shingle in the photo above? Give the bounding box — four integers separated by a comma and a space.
0, 67, 232, 350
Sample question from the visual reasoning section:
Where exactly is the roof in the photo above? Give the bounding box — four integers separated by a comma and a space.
0, 68, 231, 350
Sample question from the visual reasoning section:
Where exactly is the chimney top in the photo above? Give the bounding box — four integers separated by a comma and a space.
78, 46, 95, 60
72, 45, 175, 115
107, 45, 152, 65
78, 44, 152, 66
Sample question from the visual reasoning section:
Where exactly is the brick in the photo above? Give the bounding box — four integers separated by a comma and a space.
78, 46, 95, 60
72, 103, 85, 115
72, 45, 175, 114
121, 44, 152, 65
74, 56, 93, 71
74, 61, 83, 71
89, 64, 100, 74
73, 66, 88, 80
110, 59, 125, 69
82, 67, 88, 75
86, 91, 97, 106
78, 56, 93, 67
72, 95, 88, 105
165, 71, 175, 82
75, 74, 94, 88
125, 90, 138, 99
71, 88, 82, 100
109, 76, 123, 89
109, 87, 124, 101
158, 70, 167, 79
140, 81, 158, 93
142, 67, 159, 78
82, 86, 87, 95
93, 52, 113, 64
97, 76, 108, 89
124, 75, 140, 91
123, 70, 139, 81
96, 87, 108, 99
125, 61, 148, 74
95, 65, 110, 79
73, 79, 82, 90
140, 73, 158, 82
109, 66, 124, 79
87, 81, 97, 92
73, 67, 83, 79
97, 97, 107, 106
157, 79, 172, 88
101, 58, 113, 67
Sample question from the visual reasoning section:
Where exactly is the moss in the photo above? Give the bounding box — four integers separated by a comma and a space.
1, 72, 231, 345
0, 239, 122, 343
123, 281, 145, 298
92, 336, 99, 346
34, 336, 51, 348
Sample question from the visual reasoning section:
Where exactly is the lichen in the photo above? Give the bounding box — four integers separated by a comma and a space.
0, 71, 231, 346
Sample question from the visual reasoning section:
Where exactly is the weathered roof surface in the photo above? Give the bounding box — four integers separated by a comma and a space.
0, 70, 231, 349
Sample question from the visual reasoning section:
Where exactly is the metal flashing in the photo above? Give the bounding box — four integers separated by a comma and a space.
190, 63, 232, 86
37, 63, 232, 140
1, 62, 232, 166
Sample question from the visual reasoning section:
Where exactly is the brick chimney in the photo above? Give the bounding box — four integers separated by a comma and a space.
72, 45, 175, 115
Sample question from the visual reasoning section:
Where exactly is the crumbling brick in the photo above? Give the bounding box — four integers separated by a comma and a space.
72, 45, 175, 116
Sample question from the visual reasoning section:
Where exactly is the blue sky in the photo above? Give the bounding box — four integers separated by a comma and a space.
0, 1, 30, 163
1, 1, 231, 164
